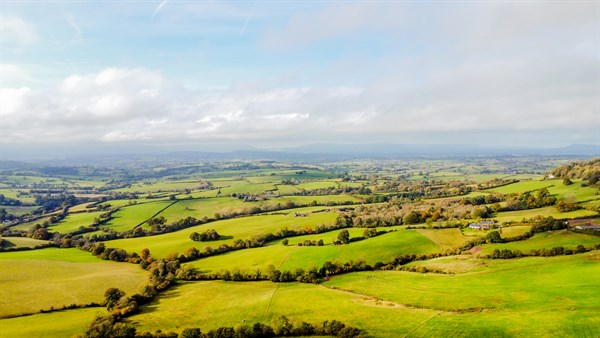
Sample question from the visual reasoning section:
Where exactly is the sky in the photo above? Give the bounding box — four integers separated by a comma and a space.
1, 0, 599, 158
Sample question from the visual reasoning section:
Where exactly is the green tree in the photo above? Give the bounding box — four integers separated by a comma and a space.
486, 230, 502, 244
337, 229, 350, 244
104, 288, 125, 310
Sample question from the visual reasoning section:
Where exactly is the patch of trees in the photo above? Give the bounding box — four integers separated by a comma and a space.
555, 200, 579, 212
550, 158, 600, 186
81, 315, 360, 338
0, 194, 22, 206
190, 229, 221, 242
487, 244, 598, 259
34, 193, 79, 212
501, 188, 557, 212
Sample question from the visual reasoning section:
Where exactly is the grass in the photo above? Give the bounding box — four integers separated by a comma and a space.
0, 248, 148, 317
126, 280, 437, 337
0, 236, 50, 249
130, 253, 600, 337
104, 200, 174, 231
0, 307, 105, 338
499, 225, 532, 238
184, 229, 439, 274
69, 202, 97, 212
479, 230, 600, 255
325, 252, 600, 337
494, 206, 598, 223
106, 210, 340, 258
155, 195, 361, 224
10, 216, 53, 232
487, 179, 553, 194
416, 228, 472, 249
48, 211, 105, 233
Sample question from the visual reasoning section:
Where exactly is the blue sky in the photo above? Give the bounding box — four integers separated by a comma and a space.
1, 1, 598, 157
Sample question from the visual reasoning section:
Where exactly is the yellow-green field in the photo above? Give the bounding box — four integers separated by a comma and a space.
0, 248, 148, 317
106, 210, 340, 258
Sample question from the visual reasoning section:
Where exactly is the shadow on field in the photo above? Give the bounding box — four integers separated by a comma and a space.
137, 287, 183, 314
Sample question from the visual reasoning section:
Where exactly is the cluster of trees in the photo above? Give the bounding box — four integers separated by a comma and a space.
487, 244, 597, 259
556, 200, 579, 212
297, 239, 324, 247
34, 193, 79, 212
0, 194, 22, 206
190, 229, 221, 242
82, 316, 360, 338
550, 158, 600, 186
501, 188, 557, 212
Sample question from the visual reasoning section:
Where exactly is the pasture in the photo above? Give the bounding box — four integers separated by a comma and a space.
184, 229, 439, 274
479, 230, 600, 255
325, 252, 600, 337
104, 200, 174, 231
0, 248, 148, 317
48, 211, 105, 233
106, 210, 340, 258
0, 307, 105, 338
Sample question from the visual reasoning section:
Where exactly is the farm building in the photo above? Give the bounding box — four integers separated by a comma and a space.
574, 225, 600, 231
468, 220, 496, 230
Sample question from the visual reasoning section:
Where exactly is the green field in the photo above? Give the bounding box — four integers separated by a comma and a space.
479, 230, 600, 255
0, 307, 106, 338
104, 200, 174, 231
48, 211, 105, 233
487, 179, 553, 194
0, 236, 50, 249
126, 280, 437, 337
154, 195, 361, 223
494, 206, 598, 223
184, 229, 439, 274
416, 228, 472, 249
0, 248, 148, 317
107, 210, 340, 258
325, 252, 600, 337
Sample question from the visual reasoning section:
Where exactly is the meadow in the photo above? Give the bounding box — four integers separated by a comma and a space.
185, 229, 439, 274
0, 248, 148, 317
107, 209, 340, 258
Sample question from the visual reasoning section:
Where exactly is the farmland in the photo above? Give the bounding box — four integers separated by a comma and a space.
0, 157, 598, 337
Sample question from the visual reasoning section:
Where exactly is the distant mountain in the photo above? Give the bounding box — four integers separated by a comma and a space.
279, 143, 599, 157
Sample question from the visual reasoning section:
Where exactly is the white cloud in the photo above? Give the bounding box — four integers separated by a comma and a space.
0, 16, 38, 47
1, 59, 595, 147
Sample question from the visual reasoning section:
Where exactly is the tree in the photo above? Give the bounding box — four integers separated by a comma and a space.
403, 211, 421, 225
104, 288, 125, 309
180, 328, 202, 338
486, 230, 502, 244
337, 229, 350, 244
563, 177, 573, 185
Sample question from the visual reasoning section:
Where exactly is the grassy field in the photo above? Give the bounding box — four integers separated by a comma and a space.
10, 216, 54, 232
126, 280, 438, 337
104, 200, 174, 231
0, 248, 148, 317
184, 229, 439, 274
154, 195, 362, 223
0, 307, 105, 338
494, 206, 598, 223
499, 225, 532, 238
325, 252, 600, 337
129, 252, 600, 337
69, 202, 97, 212
1, 236, 50, 249
106, 210, 340, 258
479, 230, 600, 255
487, 179, 553, 194
48, 211, 105, 233
416, 228, 472, 249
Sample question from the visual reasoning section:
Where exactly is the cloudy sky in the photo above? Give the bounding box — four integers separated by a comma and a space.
1, 1, 598, 158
